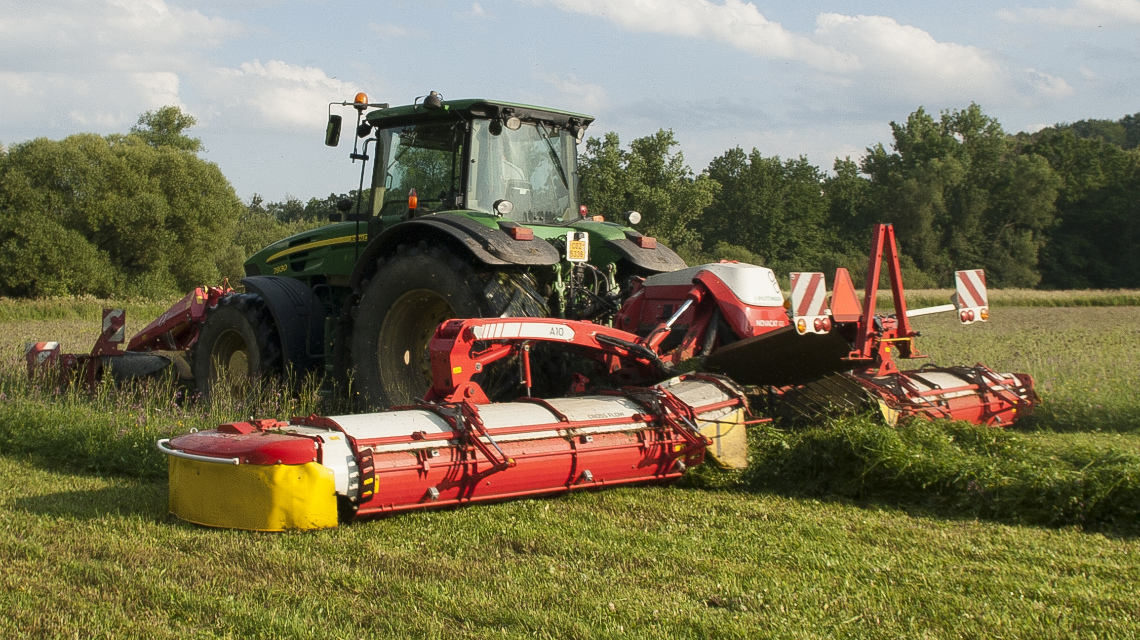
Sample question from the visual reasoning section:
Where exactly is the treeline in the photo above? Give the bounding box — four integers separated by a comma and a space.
1, 104, 1137, 299
0, 107, 342, 298
581, 104, 1140, 289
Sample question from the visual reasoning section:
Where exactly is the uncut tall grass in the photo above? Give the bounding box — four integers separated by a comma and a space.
0, 311, 331, 477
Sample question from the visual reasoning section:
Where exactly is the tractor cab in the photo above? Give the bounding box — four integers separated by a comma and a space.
328, 92, 593, 231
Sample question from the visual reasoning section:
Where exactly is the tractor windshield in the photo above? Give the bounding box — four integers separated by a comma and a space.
372, 121, 464, 216
466, 120, 579, 224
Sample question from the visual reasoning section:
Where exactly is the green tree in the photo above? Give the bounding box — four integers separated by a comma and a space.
579, 130, 719, 256
1021, 129, 1140, 288
860, 104, 1059, 287
701, 147, 836, 271
1041, 112, 1140, 151
0, 124, 242, 298
130, 106, 202, 152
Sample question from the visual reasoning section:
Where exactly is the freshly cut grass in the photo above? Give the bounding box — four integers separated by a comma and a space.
1, 455, 1137, 639
739, 418, 1140, 532
0, 299, 1139, 636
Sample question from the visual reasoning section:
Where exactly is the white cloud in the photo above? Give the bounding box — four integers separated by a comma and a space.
456, 2, 490, 20
132, 71, 183, 108
1025, 68, 1074, 98
537, 0, 856, 71
999, 0, 1140, 27
811, 14, 1009, 103
540, 74, 608, 112
0, 1, 355, 139
535, 2, 1072, 110
0, 0, 246, 134
0, 72, 36, 99
200, 60, 358, 130
368, 22, 428, 38
0, 0, 241, 72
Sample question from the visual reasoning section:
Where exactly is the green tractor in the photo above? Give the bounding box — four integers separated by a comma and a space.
202, 91, 686, 408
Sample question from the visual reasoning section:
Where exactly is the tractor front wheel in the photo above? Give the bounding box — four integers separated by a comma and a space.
349, 243, 545, 410
192, 294, 281, 403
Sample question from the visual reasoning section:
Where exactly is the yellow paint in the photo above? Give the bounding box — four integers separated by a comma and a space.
266, 234, 366, 263
698, 408, 748, 469
877, 400, 900, 427
452, 366, 463, 374
167, 457, 338, 531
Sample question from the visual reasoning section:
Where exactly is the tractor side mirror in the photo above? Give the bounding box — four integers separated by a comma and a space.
325, 114, 343, 147
329, 198, 353, 222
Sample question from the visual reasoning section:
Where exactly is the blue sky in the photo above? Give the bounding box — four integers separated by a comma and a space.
2, 0, 1138, 202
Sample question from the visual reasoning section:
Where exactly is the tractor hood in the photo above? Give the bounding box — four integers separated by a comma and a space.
243, 222, 364, 279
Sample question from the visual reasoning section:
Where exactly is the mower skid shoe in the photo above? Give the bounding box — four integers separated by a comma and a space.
704, 325, 854, 387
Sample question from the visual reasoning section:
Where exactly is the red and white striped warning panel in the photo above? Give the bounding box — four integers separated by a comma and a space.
954, 269, 989, 325
102, 308, 126, 343
24, 341, 61, 375
789, 272, 831, 334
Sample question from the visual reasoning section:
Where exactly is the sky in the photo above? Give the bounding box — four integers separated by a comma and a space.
1, 0, 1138, 203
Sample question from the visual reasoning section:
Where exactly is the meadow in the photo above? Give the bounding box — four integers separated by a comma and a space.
0, 294, 1138, 638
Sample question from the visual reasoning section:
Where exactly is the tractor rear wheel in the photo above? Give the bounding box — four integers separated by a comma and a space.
192, 294, 281, 403
348, 242, 546, 410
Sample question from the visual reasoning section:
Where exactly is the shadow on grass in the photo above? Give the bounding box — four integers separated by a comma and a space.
684, 416, 1140, 539
1015, 402, 1140, 434
11, 481, 168, 521
709, 484, 1139, 540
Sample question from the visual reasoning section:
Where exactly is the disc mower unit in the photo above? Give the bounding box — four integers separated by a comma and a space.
619, 224, 1039, 426
25, 285, 231, 387
158, 374, 749, 531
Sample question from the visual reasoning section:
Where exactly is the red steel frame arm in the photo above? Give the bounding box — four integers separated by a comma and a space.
853, 224, 916, 360
125, 286, 230, 352
426, 318, 665, 403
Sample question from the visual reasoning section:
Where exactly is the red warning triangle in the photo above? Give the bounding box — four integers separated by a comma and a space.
829, 268, 862, 323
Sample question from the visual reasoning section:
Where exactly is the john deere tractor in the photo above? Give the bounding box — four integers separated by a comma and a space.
201, 91, 686, 408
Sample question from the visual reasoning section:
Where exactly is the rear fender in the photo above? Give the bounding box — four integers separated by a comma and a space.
240, 276, 326, 373
348, 214, 561, 288
603, 230, 687, 274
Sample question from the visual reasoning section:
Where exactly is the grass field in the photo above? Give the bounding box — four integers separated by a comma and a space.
1, 294, 1138, 638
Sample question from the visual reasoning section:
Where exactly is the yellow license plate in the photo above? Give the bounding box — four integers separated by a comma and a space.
567, 240, 587, 261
